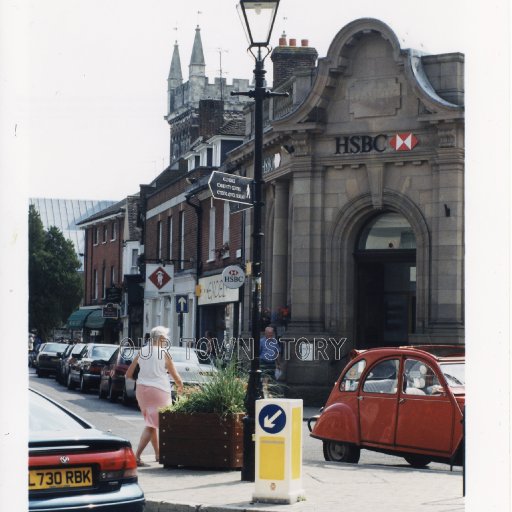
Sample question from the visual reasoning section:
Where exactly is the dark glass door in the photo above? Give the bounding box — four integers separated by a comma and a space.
356, 251, 416, 348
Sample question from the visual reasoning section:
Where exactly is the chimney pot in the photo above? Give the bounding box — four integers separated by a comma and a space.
289, 38, 296, 47
301, 39, 309, 47
279, 36, 287, 46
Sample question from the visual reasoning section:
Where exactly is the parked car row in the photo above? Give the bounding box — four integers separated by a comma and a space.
34, 341, 218, 406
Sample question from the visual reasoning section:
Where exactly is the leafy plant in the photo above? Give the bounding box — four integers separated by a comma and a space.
162, 362, 247, 416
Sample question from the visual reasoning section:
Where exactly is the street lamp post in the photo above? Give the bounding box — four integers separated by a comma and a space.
233, 0, 283, 482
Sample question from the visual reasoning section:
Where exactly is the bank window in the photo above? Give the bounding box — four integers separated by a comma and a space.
358, 212, 416, 250
340, 359, 366, 392
403, 359, 443, 395
362, 359, 399, 394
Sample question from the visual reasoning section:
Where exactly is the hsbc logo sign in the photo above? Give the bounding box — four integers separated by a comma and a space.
335, 132, 419, 155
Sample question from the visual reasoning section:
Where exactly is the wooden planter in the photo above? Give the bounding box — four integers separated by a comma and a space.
159, 411, 244, 469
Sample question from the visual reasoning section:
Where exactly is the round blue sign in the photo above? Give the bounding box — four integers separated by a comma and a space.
258, 404, 286, 434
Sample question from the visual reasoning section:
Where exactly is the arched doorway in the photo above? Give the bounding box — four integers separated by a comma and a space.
355, 212, 416, 348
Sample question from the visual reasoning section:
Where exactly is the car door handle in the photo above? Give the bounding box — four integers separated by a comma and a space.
399, 398, 406, 404
357, 396, 364, 401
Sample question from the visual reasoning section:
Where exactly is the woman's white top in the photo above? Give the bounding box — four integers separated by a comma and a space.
137, 344, 171, 393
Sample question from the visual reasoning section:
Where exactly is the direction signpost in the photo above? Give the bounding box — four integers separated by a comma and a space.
208, 171, 253, 205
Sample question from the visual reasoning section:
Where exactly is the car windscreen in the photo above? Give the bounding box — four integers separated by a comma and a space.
42, 343, 67, 353
439, 363, 465, 387
91, 346, 118, 361
29, 391, 86, 431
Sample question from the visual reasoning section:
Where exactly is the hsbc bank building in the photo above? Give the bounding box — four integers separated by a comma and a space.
228, 18, 464, 402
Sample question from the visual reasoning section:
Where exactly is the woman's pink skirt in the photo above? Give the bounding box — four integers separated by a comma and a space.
136, 384, 172, 428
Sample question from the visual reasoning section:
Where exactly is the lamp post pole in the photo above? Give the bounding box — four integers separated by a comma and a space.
233, 0, 285, 483
240, 47, 266, 482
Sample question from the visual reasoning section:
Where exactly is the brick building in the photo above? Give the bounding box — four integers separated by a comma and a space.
74, 196, 143, 343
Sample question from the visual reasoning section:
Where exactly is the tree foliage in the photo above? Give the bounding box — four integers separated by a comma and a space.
29, 205, 83, 340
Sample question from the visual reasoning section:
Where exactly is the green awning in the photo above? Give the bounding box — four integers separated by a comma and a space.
67, 308, 99, 329
84, 308, 117, 329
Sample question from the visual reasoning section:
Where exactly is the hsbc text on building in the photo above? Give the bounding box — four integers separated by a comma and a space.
334, 133, 418, 154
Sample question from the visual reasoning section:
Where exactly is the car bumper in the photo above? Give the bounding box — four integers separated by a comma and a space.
82, 374, 101, 385
29, 482, 145, 512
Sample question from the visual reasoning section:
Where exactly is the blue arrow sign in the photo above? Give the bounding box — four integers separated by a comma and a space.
176, 295, 188, 314
258, 404, 286, 434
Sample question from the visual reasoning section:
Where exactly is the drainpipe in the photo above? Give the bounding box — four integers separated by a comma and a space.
185, 192, 202, 340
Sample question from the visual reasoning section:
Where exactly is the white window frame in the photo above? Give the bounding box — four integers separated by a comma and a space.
208, 206, 216, 261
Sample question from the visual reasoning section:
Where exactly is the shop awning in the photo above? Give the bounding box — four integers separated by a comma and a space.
67, 308, 99, 329
84, 308, 117, 329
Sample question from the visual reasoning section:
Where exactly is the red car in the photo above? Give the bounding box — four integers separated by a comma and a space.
309, 345, 465, 467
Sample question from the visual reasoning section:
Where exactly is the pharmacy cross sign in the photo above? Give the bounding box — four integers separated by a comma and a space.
148, 266, 171, 290
208, 171, 253, 205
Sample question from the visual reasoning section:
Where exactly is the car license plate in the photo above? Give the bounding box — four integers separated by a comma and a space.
29, 467, 93, 490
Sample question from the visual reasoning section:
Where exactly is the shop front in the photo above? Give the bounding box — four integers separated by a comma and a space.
198, 273, 240, 349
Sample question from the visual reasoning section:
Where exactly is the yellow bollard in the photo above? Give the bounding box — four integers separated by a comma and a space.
253, 399, 305, 504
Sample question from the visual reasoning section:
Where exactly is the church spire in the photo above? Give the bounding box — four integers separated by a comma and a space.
189, 25, 205, 78
168, 40, 183, 90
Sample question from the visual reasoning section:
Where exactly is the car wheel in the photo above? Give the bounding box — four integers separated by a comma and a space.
79, 374, 88, 393
404, 455, 432, 467
67, 372, 76, 390
98, 380, 107, 399
108, 381, 118, 402
323, 441, 361, 463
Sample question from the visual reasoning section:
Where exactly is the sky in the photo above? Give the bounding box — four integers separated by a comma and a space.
5, 0, 475, 202
1, 1, 511, 510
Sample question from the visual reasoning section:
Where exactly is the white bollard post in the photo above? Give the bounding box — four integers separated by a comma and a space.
253, 398, 305, 504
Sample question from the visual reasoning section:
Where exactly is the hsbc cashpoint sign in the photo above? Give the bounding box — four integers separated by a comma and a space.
335, 132, 419, 154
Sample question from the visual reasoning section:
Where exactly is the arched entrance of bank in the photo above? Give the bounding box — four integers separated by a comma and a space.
355, 212, 416, 348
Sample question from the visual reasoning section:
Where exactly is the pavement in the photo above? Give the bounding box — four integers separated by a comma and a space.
135, 409, 465, 512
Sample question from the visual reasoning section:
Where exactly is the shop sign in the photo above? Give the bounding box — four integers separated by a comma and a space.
335, 132, 418, 155
102, 303, 119, 319
198, 274, 239, 306
222, 265, 246, 289
146, 264, 174, 293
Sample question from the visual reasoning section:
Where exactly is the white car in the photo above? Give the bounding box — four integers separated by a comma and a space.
124, 346, 217, 402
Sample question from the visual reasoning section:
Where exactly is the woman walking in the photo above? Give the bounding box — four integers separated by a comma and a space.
126, 326, 183, 465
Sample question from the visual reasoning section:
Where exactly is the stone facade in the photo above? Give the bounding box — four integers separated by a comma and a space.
228, 18, 465, 404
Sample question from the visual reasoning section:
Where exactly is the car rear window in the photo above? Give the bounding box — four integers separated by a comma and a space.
169, 348, 199, 364
71, 344, 86, 356
91, 346, 117, 360
440, 363, 465, 387
29, 392, 86, 432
